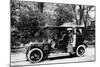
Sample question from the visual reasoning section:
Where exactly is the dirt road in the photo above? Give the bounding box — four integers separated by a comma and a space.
11, 48, 95, 67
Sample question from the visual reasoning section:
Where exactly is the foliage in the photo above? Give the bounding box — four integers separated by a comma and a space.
11, 1, 44, 44
11, 0, 20, 27
11, 1, 95, 48
55, 4, 75, 25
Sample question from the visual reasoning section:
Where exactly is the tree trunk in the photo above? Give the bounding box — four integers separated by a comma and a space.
79, 5, 84, 25
38, 2, 44, 13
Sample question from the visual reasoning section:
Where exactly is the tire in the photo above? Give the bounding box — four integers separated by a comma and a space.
28, 48, 43, 63
75, 45, 86, 57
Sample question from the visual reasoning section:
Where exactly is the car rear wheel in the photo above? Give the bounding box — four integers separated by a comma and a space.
28, 48, 43, 63
75, 45, 86, 57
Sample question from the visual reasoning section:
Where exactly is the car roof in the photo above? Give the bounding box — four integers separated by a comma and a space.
44, 25, 85, 28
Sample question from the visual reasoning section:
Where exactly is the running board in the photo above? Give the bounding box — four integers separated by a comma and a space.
48, 53, 70, 58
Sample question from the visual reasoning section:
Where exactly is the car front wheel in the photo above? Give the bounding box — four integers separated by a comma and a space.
28, 48, 43, 63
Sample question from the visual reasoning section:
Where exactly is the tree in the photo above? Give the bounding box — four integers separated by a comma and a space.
55, 4, 75, 26
71, 5, 95, 26
11, 1, 45, 44
11, 0, 20, 27
38, 2, 44, 13
83, 6, 95, 27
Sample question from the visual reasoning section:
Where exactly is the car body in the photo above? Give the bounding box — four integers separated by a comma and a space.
25, 25, 87, 63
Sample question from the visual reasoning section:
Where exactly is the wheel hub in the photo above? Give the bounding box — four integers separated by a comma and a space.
30, 50, 41, 61
78, 47, 85, 55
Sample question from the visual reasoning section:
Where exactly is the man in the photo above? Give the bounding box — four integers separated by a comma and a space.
67, 28, 76, 53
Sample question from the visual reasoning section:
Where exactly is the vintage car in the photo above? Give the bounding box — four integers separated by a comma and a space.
25, 25, 87, 63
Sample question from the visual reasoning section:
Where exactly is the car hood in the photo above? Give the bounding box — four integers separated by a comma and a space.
29, 42, 45, 45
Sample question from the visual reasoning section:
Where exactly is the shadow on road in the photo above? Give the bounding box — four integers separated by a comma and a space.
44, 55, 77, 61
11, 60, 26, 63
